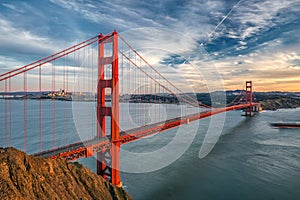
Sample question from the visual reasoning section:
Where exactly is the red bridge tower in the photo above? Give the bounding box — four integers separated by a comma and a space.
97, 30, 121, 187
245, 80, 253, 116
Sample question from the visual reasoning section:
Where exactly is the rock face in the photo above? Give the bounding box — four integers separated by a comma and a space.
260, 97, 300, 110
0, 147, 132, 200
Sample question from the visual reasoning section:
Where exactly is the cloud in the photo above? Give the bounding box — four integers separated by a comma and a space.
0, 17, 66, 58
213, 50, 300, 91
49, 0, 163, 30
0, 0, 299, 92
204, 0, 300, 58
2, 3, 25, 13
0, 56, 24, 73
225, 0, 299, 39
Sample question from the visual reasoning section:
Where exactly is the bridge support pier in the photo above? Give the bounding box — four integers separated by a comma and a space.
97, 30, 121, 187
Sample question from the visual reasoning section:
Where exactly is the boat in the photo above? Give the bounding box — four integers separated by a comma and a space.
270, 122, 300, 129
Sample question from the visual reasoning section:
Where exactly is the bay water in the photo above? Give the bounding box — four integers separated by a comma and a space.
0, 99, 299, 199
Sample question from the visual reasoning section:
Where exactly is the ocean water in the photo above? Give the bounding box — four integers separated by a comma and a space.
0, 99, 299, 199
82, 108, 300, 200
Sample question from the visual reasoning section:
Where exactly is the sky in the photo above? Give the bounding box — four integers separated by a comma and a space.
0, 0, 299, 92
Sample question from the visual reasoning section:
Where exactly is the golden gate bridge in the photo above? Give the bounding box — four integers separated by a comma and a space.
0, 30, 259, 187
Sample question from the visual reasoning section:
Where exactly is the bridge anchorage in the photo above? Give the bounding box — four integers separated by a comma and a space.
0, 30, 260, 188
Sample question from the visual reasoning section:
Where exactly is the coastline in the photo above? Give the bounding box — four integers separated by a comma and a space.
260, 97, 300, 111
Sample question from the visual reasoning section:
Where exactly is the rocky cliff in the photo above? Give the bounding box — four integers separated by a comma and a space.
260, 97, 300, 110
0, 147, 132, 200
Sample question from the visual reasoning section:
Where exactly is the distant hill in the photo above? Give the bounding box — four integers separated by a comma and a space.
1, 91, 299, 110
0, 147, 132, 200
259, 97, 300, 110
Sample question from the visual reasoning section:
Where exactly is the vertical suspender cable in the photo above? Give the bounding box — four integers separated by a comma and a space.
4, 80, 7, 146
24, 68, 27, 152
66, 54, 69, 145
9, 75, 12, 145
52, 61, 56, 148
39, 65, 42, 151
65, 55, 68, 145
87, 46, 91, 140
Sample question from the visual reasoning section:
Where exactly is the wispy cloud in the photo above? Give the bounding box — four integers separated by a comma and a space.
49, 0, 163, 30
2, 3, 25, 13
205, 0, 300, 57
0, 0, 299, 92
214, 51, 300, 91
0, 17, 55, 55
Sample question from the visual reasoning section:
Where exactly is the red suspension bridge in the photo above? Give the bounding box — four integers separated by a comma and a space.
0, 30, 259, 187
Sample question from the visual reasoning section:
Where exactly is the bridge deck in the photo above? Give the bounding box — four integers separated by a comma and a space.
33, 103, 259, 161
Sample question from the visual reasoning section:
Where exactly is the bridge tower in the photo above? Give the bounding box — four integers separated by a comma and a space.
97, 30, 121, 187
245, 81, 253, 116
